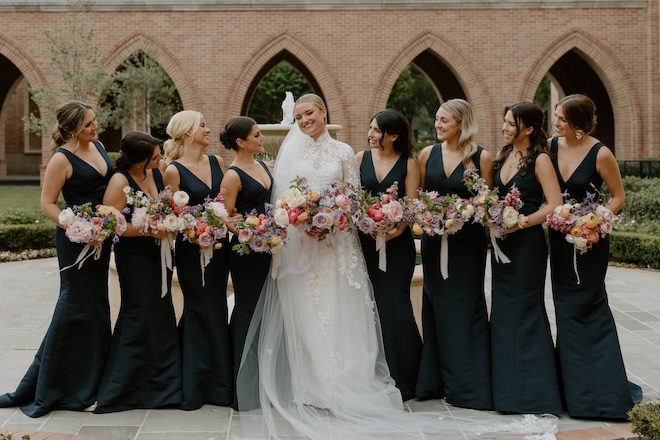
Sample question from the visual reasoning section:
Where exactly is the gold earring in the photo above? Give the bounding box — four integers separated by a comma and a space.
575, 129, 583, 140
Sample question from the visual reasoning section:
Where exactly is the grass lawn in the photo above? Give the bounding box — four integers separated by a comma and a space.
0, 186, 42, 213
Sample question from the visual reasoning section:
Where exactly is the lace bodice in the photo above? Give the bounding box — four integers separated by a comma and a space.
293, 132, 360, 189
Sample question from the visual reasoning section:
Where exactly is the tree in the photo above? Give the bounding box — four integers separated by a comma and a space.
101, 51, 183, 136
24, 0, 112, 135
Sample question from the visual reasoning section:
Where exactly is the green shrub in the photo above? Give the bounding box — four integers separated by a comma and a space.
0, 223, 55, 251
610, 232, 660, 270
615, 219, 660, 236
107, 151, 120, 166
628, 401, 660, 440
0, 208, 49, 225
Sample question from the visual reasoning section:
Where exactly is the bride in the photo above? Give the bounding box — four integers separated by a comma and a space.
236, 93, 558, 440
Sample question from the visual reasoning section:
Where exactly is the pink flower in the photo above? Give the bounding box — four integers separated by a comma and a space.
382, 200, 404, 223
238, 228, 252, 243
65, 219, 95, 243
368, 203, 385, 222
333, 213, 349, 230
335, 194, 350, 210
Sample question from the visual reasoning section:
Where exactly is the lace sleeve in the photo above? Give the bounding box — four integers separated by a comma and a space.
338, 141, 361, 187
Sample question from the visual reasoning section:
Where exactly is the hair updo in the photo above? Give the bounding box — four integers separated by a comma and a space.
50, 100, 93, 148
556, 94, 598, 135
163, 110, 201, 163
115, 131, 163, 179
219, 116, 257, 151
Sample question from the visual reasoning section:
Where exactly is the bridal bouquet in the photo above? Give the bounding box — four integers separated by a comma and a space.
545, 188, 616, 284
183, 191, 229, 285
232, 204, 287, 256
123, 185, 190, 295
274, 176, 356, 240
58, 202, 127, 269
464, 167, 524, 264
353, 182, 414, 271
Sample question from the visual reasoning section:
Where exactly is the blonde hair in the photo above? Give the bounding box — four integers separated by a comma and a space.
439, 98, 478, 169
163, 110, 201, 163
295, 93, 328, 124
50, 100, 92, 150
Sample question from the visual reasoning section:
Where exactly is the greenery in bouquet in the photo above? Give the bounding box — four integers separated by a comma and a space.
273, 176, 357, 239
58, 202, 127, 245
463, 167, 523, 238
545, 186, 616, 254
353, 181, 414, 236
123, 184, 190, 235
232, 204, 287, 255
183, 192, 229, 250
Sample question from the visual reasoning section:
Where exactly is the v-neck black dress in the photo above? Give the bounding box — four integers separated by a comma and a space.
358, 151, 421, 401
95, 169, 182, 413
227, 161, 273, 409
415, 144, 493, 410
173, 155, 233, 409
490, 152, 562, 414
0, 141, 112, 417
548, 137, 641, 418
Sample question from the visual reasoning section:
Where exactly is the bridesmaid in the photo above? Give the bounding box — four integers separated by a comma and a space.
163, 111, 233, 409
0, 100, 112, 417
356, 109, 422, 401
415, 99, 494, 410
219, 117, 273, 409
549, 94, 642, 419
490, 101, 563, 414
95, 132, 182, 413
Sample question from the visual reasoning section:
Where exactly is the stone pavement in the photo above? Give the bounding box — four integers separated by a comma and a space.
0, 257, 658, 440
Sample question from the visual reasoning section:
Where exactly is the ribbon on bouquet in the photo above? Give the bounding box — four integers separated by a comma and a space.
489, 226, 511, 264
376, 231, 387, 272
60, 242, 104, 272
440, 234, 449, 280
271, 251, 281, 279
160, 233, 175, 297
572, 245, 581, 285
199, 245, 214, 287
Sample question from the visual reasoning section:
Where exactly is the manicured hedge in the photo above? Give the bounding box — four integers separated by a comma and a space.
0, 223, 55, 251
610, 231, 660, 270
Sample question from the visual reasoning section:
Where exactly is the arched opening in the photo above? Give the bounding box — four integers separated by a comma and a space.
0, 54, 41, 181
242, 51, 322, 123
535, 49, 615, 153
99, 51, 183, 151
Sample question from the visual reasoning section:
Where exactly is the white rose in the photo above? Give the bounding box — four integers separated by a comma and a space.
173, 190, 189, 207
58, 208, 76, 226
163, 214, 181, 232
279, 188, 306, 209
208, 201, 228, 219
501, 206, 520, 228
274, 207, 290, 228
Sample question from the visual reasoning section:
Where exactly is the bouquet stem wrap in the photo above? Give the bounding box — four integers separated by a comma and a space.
199, 245, 214, 287
489, 227, 511, 264
376, 231, 387, 272
160, 233, 175, 297
572, 244, 581, 285
440, 234, 449, 279
61, 243, 103, 271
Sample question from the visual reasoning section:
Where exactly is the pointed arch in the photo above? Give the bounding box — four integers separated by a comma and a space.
224, 32, 348, 126
520, 28, 641, 158
100, 32, 199, 109
371, 31, 495, 136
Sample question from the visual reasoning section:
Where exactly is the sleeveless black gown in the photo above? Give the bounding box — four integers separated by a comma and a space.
357, 151, 421, 401
173, 155, 233, 409
227, 161, 273, 409
490, 152, 562, 414
0, 141, 112, 417
416, 144, 493, 410
94, 169, 182, 413
548, 137, 642, 419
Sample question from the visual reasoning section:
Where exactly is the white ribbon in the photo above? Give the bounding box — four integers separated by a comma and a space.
489, 227, 511, 264
159, 233, 175, 297
376, 231, 387, 272
572, 244, 581, 285
199, 245, 214, 287
271, 251, 281, 279
60, 243, 103, 272
440, 234, 449, 280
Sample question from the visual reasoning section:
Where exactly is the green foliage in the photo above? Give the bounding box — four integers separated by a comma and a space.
101, 51, 183, 136
620, 177, 660, 222
387, 64, 440, 141
0, 209, 49, 225
248, 62, 314, 123
628, 401, 660, 440
0, 224, 55, 251
534, 76, 552, 133
610, 232, 660, 270
24, 0, 112, 135
107, 151, 120, 166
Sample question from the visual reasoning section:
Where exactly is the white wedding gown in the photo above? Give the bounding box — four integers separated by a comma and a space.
236, 125, 558, 440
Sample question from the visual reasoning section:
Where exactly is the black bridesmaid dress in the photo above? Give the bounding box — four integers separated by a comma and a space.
415, 144, 493, 410
172, 155, 233, 409
227, 161, 273, 409
94, 169, 182, 413
0, 141, 112, 417
490, 152, 562, 414
357, 151, 421, 401
548, 137, 642, 419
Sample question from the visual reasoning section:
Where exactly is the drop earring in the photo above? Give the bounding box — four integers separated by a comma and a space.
575, 129, 583, 141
